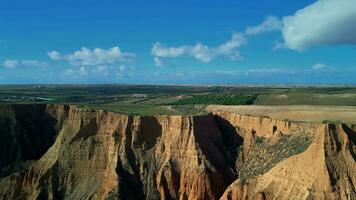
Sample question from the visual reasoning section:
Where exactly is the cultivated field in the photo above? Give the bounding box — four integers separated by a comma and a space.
1, 85, 356, 117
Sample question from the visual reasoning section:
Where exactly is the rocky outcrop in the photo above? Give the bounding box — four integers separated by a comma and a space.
220, 123, 356, 200
0, 104, 354, 200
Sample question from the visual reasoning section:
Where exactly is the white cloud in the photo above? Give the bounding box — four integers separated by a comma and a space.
47, 51, 61, 60
154, 57, 163, 67
93, 65, 109, 76
61, 69, 76, 77
79, 66, 89, 76
61, 66, 89, 78
216, 34, 245, 61
53, 47, 136, 80
21, 60, 48, 67
61, 62, 135, 80
117, 64, 133, 78
3, 60, 19, 68
3, 59, 48, 68
151, 43, 187, 58
227, 52, 243, 61
246, 16, 282, 35
272, 41, 286, 50
312, 63, 326, 70
248, 1, 356, 50
243, 68, 290, 76
119, 64, 125, 72
282, 0, 356, 50
151, 33, 245, 66
48, 46, 136, 66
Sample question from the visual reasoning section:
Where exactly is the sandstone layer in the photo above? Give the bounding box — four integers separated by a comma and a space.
0, 104, 354, 200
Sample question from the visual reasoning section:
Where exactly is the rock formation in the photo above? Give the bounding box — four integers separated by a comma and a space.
0, 104, 354, 200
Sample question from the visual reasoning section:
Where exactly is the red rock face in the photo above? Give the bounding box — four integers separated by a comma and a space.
0, 104, 354, 200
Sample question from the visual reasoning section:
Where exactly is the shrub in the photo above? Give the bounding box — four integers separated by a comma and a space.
169, 94, 257, 105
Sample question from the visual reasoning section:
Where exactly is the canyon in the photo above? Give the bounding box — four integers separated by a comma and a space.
0, 104, 354, 200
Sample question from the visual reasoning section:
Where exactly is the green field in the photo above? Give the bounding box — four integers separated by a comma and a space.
169, 94, 256, 105
0, 85, 356, 115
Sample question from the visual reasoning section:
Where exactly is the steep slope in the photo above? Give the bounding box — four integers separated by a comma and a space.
216, 113, 356, 200
0, 104, 235, 200
0, 104, 354, 200
0, 104, 68, 178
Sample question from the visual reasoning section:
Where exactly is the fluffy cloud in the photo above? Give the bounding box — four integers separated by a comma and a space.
248, 1, 356, 50
312, 63, 326, 70
151, 33, 245, 66
3, 59, 48, 68
61, 64, 133, 79
93, 65, 109, 76
246, 16, 282, 35
3, 60, 19, 68
61, 66, 89, 77
282, 0, 356, 50
48, 46, 136, 66
117, 65, 133, 78
79, 66, 89, 76
116, 66, 125, 77
153, 57, 163, 67
47, 51, 61, 60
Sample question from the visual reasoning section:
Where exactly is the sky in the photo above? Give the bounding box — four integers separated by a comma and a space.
0, 0, 356, 84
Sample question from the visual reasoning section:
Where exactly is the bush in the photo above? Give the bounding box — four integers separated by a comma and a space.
255, 136, 265, 144
239, 133, 313, 182
169, 94, 257, 105
322, 120, 343, 124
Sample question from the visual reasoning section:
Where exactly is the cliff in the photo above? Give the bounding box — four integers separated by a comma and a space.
0, 104, 354, 200
218, 114, 356, 200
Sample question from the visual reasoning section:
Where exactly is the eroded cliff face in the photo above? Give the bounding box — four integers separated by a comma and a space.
0, 104, 354, 200
215, 111, 355, 200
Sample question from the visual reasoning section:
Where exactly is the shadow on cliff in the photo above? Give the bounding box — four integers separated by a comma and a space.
191, 114, 243, 198
70, 118, 99, 143
324, 124, 356, 189
0, 104, 63, 177
213, 115, 244, 174
341, 124, 356, 160
115, 116, 162, 200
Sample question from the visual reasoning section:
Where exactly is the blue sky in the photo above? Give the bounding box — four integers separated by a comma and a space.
0, 0, 355, 84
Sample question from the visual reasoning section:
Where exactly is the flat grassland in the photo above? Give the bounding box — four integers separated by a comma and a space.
206, 105, 356, 123
1, 85, 356, 119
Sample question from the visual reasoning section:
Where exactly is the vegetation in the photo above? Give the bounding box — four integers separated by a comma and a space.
169, 94, 257, 105
321, 120, 343, 124
1, 85, 356, 115
239, 132, 313, 182
84, 104, 179, 116
171, 105, 207, 115
255, 136, 265, 144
